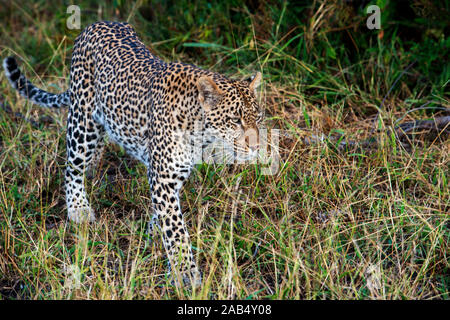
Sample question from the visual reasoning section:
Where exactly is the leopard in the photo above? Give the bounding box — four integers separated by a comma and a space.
2, 21, 263, 286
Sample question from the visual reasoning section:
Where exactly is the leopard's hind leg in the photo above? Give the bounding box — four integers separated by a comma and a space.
85, 126, 105, 179
65, 104, 105, 222
64, 71, 105, 223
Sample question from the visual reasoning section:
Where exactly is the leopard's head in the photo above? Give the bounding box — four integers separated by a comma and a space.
197, 72, 263, 159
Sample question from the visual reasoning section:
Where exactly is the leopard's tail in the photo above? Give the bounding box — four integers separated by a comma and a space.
2, 56, 70, 108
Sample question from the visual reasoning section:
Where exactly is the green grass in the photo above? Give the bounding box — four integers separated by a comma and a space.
0, 0, 449, 299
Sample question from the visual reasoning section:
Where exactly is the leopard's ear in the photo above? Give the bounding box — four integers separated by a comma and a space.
248, 72, 262, 97
197, 76, 222, 111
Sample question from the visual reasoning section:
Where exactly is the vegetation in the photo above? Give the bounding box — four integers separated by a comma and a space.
0, 0, 448, 299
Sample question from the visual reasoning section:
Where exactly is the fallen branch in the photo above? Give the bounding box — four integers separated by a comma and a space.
295, 114, 450, 152
394, 116, 450, 141
0, 100, 55, 128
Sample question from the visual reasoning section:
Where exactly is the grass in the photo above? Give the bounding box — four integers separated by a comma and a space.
0, 0, 449, 299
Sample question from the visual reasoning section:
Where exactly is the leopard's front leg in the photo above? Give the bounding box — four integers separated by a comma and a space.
150, 176, 201, 287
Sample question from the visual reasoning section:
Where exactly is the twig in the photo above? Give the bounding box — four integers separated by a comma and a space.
295, 114, 449, 152
0, 100, 40, 128
0, 100, 55, 128
394, 116, 450, 141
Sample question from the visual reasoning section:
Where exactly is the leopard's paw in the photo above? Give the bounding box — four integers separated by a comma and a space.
169, 267, 202, 289
68, 206, 96, 223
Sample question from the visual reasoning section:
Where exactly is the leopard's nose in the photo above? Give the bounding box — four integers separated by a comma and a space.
243, 127, 259, 152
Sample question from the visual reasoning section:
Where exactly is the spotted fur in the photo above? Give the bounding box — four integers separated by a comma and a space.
3, 21, 263, 286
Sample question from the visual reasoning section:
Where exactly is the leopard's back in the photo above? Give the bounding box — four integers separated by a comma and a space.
70, 21, 166, 164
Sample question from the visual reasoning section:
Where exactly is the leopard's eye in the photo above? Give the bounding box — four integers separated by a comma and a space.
231, 117, 241, 125
255, 113, 263, 123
